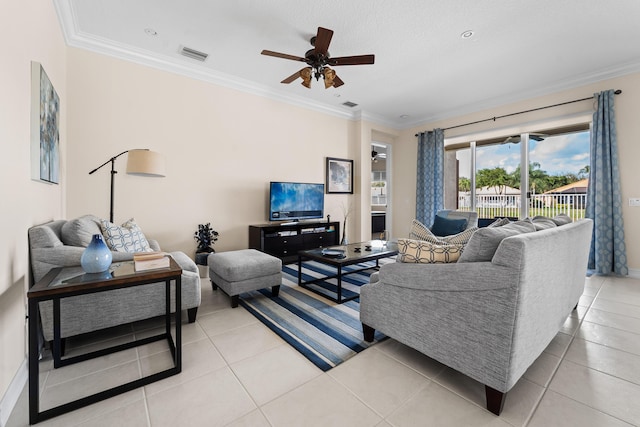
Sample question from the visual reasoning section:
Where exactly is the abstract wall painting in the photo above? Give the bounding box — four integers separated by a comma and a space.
31, 62, 60, 184
326, 157, 354, 194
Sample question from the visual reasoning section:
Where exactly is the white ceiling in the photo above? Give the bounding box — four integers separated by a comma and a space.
54, 0, 640, 129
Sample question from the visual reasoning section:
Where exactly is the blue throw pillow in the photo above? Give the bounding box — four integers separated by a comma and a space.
431, 215, 468, 237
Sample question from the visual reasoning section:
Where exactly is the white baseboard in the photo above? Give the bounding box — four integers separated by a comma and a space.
0, 358, 27, 427
629, 268, 640, 279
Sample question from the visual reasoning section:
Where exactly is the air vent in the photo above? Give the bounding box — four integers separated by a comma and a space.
342, 101, 358, 108
180, 46, 208, 62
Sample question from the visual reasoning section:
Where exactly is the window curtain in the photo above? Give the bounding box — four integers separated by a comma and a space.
586, 89, 628, 275
416, 129, 444, 226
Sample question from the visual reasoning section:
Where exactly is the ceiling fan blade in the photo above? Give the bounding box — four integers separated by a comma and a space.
313, 27, 333, 56
281, 69, 303, 84
261, 50, 306, 62
329, 54, 375, 66
332, 75, 344, 88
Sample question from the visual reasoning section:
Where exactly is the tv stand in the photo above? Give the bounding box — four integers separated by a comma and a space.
249, 221, 340, 264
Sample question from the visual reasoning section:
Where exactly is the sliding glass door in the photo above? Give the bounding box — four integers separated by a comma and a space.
453, 128, 589, 221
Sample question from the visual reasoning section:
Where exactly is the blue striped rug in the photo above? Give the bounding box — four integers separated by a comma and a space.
239, 260, 389, 371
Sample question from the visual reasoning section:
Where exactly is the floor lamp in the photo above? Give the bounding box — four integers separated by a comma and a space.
89, 149, 166, 222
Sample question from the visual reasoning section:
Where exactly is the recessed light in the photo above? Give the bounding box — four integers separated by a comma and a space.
144, 28, 158, 36
460, 30, 474, 39
334, 93, 341, 98
400, 114, 409, 119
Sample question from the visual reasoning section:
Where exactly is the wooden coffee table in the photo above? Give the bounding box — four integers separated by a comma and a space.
298, 240, 398, 303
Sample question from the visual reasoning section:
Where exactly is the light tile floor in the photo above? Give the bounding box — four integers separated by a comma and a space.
7, 274, 640, 426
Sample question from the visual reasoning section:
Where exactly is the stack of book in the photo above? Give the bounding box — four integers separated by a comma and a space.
133, 252, 170, 272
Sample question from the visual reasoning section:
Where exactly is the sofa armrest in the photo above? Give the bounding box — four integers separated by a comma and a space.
148, 239, 161, 252
377, 261, 518, 292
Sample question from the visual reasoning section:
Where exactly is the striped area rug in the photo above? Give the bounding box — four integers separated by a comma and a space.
239, 259, 390, 371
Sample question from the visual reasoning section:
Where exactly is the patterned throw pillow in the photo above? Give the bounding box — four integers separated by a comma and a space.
397, 238, 463, 264
441, 227, 478, 245
100, 218, 153, 253
409, 219, 477, 246
408, 219, 441, 242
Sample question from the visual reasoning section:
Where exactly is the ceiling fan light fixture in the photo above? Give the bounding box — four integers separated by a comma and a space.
300, 67, 312, 88
324, 67, 336, 88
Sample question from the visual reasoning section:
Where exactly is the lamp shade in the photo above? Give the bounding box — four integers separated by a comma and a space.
125, 149, 166, 177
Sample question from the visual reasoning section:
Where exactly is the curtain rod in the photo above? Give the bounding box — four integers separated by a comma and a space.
415, 89, 622, 136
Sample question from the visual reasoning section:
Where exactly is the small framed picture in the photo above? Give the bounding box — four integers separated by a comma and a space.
326, 157, 354, 194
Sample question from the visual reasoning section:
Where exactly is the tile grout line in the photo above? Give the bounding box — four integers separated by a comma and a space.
522, 276, 603, 426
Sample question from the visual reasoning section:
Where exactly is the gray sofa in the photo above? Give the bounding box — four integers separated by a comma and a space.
29, 215, 201, 342
360, 218, 593, 415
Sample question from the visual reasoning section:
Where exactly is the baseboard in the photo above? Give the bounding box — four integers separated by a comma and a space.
629, 268, 640, 279
0, 358, 27, 427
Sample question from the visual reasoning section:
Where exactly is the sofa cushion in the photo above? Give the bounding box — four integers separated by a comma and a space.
431, 214, 468, 237
458, 220, 536, 263
61, 215, 103, 247
397, 238, 463, 264
100, 218, 153, 253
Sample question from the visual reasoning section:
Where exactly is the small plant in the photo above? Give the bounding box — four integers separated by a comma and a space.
194, 223, 219, 253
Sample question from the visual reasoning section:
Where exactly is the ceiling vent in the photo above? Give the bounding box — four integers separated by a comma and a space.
342, 101, 358, 108
180, 46, 208, 62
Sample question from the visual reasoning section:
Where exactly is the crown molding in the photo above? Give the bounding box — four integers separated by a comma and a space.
405, 59, 640, 131
53, 0, 640, 133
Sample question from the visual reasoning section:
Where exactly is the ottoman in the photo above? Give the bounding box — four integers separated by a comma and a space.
208, 249, 282, 308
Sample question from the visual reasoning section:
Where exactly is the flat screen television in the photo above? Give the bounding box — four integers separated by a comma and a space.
269, 181, 324, 222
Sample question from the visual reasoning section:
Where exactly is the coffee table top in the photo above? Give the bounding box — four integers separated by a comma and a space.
300, 240, 398, 266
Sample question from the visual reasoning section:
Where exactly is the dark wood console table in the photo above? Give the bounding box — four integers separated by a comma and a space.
27, 259, 182, 424
249, 221, 340, 264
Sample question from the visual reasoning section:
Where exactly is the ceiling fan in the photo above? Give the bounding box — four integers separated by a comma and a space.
261, 27, 375, 89
502, 133, 548, 144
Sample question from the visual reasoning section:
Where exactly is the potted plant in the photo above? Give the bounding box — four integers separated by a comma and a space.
194, 222, 219, 266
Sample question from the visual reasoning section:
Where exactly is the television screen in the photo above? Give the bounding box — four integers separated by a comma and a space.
269, 182, 324, 222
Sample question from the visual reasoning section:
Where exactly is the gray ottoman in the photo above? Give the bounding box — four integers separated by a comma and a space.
208, 249, 282, 308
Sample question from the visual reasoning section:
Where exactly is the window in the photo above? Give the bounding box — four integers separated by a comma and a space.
451, 125, 589, 221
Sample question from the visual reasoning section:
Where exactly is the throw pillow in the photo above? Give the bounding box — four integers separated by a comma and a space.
458, 220, 536, 263
61, 215, 103, 247
440, 226, 478, 245
408, 219, 441, 243
397, 238, 463, 264
531, 216, 557, 230
100, 218, 153, 253
487, 217, 511, 228
430, 214, 468, 237
551, 214, 573, 226
409, 219, 477, 246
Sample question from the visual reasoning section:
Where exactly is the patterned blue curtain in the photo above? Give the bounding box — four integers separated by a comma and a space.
416, 129, 444, 226
586, 90, 628, 275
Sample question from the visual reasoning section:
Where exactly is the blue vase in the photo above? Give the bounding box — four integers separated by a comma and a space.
81, 234, 113, 273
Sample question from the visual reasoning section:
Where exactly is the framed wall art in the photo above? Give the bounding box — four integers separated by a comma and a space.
30, 61, 60, 184
326, 157, 353, 194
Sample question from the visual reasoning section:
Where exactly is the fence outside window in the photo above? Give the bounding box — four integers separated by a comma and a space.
457, 193, 586, 221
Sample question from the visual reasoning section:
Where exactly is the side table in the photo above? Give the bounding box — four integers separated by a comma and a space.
27, 259, 183, 424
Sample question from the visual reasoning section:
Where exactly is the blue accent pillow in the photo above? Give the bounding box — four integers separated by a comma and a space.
431, 215, 468, 237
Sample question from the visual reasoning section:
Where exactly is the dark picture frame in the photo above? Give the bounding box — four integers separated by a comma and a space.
326, 157, 354, 194
30, 62, 60, 184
